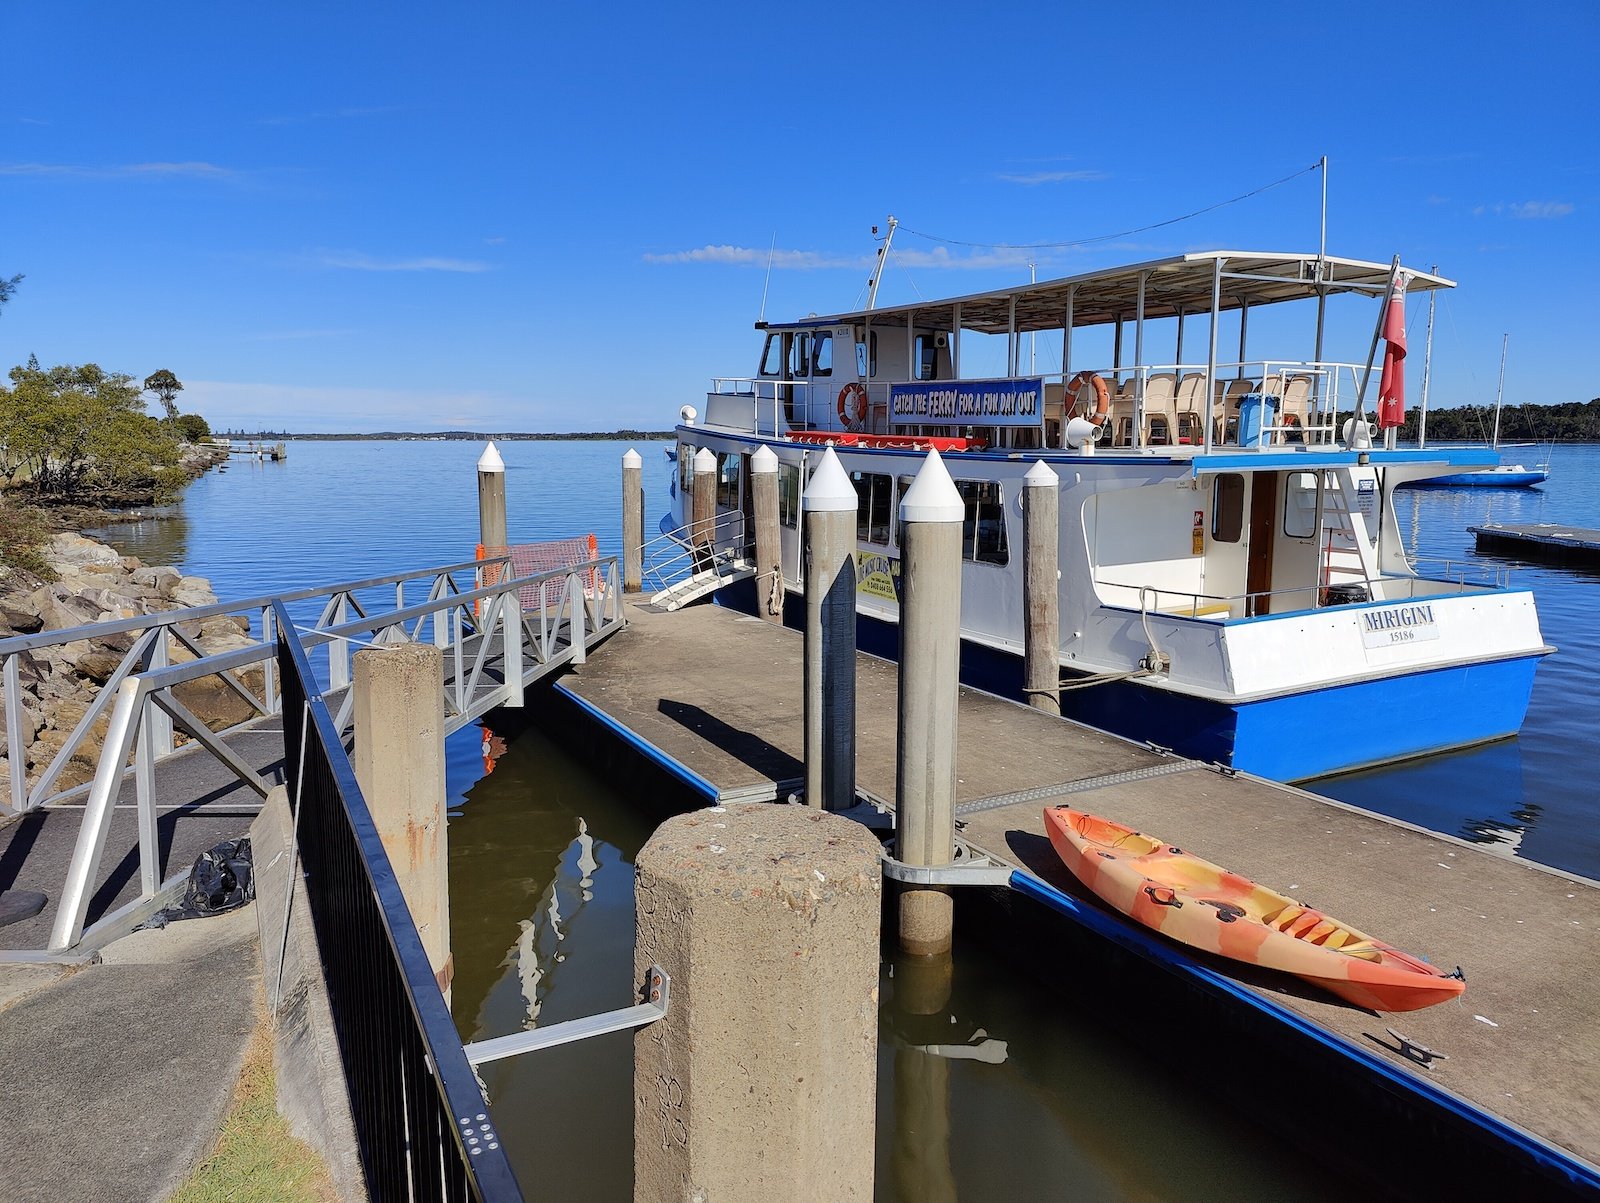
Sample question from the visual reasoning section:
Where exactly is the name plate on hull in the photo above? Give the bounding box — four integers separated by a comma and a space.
889, 377, 1043, 428
1359, 603, 1440, 649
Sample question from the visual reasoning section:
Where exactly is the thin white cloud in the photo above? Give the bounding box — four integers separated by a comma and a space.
1471, 201, 1574, 220
311, 250, 493, 273
644, 244, 1043, 271
996, 169, 1109, 185
0, 161, 239, 180
258, 105, 402, 126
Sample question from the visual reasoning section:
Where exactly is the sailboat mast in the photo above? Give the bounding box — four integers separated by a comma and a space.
866, 216, 898, 311
1491, 333, 1508, 449
1418, 266, 1436, 449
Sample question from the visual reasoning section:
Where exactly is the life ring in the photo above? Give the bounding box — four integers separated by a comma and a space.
837, 382, 869, 428
1066, 371, 1110, 426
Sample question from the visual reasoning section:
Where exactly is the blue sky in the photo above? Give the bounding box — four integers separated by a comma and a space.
1, 2, 1595, 433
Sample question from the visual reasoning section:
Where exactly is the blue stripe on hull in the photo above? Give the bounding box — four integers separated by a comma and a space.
713, 579, 1542, 782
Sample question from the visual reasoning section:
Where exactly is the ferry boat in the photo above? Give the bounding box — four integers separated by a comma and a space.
665, 250, 1553, 781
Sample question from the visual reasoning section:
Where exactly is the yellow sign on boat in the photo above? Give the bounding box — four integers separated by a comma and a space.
855, 551, 900, 602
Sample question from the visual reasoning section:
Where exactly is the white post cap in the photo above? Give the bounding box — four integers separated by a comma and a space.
622, 447, 642, 469
1023, 459, 1060, 487
750, 444, 779, 474
477, 441, 505, 473
693, 447, 717, 474
899, 449, 964, 524
802, 445, 857, 512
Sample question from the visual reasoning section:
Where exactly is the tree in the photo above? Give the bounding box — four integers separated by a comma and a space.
174, 412, 211, 443
0, 362, 184, 503
143, 368, 184, 423
0, 274, 20, 317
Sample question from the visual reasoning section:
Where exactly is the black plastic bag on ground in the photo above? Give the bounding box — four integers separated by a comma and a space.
142, 837, 255, 929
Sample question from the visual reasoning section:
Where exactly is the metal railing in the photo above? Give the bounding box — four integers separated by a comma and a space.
641, 511, 749, 594
1097, 570, 1498, 621
19, 556, 624, 951
276, 602, 524, 1203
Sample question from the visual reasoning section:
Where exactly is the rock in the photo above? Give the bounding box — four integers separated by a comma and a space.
36, 591, 100, 633
131, 566, 180, 593
170, 576, 216, 609
0, 606, 42, 635
120, 555, 143, 572
75, 649, 124, 685
46, 533, 122, 568
173, 675, 256, 731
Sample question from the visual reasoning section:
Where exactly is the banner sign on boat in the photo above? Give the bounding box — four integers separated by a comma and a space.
1358, 603, 1439, 650
855, 551, 901, 602
889, 377, 1044, 428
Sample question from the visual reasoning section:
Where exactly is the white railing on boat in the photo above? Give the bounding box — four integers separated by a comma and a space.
1096, 570, 1501, 621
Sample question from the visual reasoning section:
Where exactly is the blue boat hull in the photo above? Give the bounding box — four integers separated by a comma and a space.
712, 577, 1543, 783
1404, 469, 1548, 488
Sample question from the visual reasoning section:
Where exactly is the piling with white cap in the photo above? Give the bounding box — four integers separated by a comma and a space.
895, 449, 964, 955
622, 447, 644, 593
803, 446, 858, 812
477, 441, 507, 552
1022, 460, 1061, 716
750, 445, 782, 623
691, 447, 717, 569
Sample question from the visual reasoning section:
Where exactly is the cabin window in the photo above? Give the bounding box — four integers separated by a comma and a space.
715, 452, 740, 512
914, 334, 939, 381
856, 331, 878, 378
778, 463, 800, 529
852, 472, 893, 545
679, 443, 694, 495
1284, 471, 1320, 539
813, 333, 833, 377
957, 481, 1008, 565
759, 333, 783, 378
790, 332, 812, 379
1212, 474, 1244, 543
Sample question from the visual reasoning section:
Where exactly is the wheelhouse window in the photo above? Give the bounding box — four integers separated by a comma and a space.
679, 443, 694, 494
813, 332, 833, 377
778, 463, 800, 529
715, 452, 740, 512
852, 472, 893, 545
1212, 474, 1244, 543
957, 480, 1008, 564
914, 334, 939, 381
1284, 471, 1320, 539
759, 333, 783, 378
856, 330, 878, 378
790, 332, 812, 379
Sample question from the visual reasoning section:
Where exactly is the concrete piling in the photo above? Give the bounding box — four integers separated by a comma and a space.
895, 449, 964, 956
622, 447, 644, 593
802, 446, 858, 812
477, 441, 507, 552
633, 802, 882, 1203
750, 445, 782, 622
691, 447, 717, 570
352, 643, 452, 999
1022, 460, 1061, 717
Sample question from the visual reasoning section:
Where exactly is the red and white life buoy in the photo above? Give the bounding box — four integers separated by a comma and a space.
837, 382, 869, 428
1066, 371, 1111, 426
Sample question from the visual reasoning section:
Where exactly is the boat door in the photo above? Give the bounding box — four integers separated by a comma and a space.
740, 451, 756, 554
1246, 473, 1278, 615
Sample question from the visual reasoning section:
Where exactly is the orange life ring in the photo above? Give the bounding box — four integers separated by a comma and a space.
1066, 371, 1110, 425
837, 382, 869, 428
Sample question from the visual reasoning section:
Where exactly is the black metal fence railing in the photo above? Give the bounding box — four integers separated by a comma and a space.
275, 601, 523, 1202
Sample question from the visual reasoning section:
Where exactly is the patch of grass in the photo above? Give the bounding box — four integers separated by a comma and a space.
169, 990, 339, 1203
0, 496, 57, 581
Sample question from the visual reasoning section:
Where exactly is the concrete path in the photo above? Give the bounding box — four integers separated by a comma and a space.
0, 905, 260, 1203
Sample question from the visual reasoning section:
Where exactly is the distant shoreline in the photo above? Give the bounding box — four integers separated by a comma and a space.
216, 430, 675, 442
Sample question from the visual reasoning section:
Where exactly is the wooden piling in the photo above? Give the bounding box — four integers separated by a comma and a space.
750, 445, 782, 623
895, 450, 964, 956
1023, 460, 1061, 716
477, 442, 507, 552
691, 447, 716, 569
803, 446, 858, 812
622, 447, 643, 593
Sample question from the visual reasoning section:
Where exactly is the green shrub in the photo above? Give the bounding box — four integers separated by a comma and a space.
175, 412, 211, 443
0, 497, 57, 581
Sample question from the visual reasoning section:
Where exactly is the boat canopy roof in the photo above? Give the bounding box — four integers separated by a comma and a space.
758, 251, 1454, 336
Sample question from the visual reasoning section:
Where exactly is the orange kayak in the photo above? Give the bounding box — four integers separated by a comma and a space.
1042, 806, 1466, 1012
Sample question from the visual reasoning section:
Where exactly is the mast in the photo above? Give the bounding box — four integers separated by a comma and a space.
1491, 333, 1508, 450
1417, 265, 1436, 449
866, 216, 898, 311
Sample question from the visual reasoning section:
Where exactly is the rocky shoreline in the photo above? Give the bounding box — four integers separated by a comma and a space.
0, 442, 253, 799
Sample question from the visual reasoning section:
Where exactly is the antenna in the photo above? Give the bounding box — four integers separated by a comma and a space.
758, 232, 777, 322
866, 215, 898, 311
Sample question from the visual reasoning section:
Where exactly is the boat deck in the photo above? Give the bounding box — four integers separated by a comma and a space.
556, 598, 1600, 1183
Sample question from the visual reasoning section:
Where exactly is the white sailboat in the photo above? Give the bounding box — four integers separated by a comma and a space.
1408, 332, 1550, 488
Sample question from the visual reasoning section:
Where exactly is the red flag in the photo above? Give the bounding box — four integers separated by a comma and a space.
1377, 272, 1408, 430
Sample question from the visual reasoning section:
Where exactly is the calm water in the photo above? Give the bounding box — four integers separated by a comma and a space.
93, 438, 1600, 1200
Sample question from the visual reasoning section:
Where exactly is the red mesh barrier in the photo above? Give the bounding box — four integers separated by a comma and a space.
476, 537, 600, 610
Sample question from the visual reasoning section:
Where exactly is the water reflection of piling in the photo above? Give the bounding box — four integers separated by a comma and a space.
889, 952, 957, 1203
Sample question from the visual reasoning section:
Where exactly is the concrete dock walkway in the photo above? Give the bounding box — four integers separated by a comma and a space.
556, 597, 1600, 1176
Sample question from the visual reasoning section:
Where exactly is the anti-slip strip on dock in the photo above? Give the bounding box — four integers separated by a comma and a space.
954, 760, 1202, 817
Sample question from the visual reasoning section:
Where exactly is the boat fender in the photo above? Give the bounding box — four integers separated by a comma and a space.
1066, 371, 1111, 426
837, 382, 869, 429
1142, 885, 1182, 908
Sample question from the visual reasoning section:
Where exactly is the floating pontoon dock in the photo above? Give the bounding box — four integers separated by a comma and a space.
554, 597, 1600, 1194
1472, 522, 1600, 567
